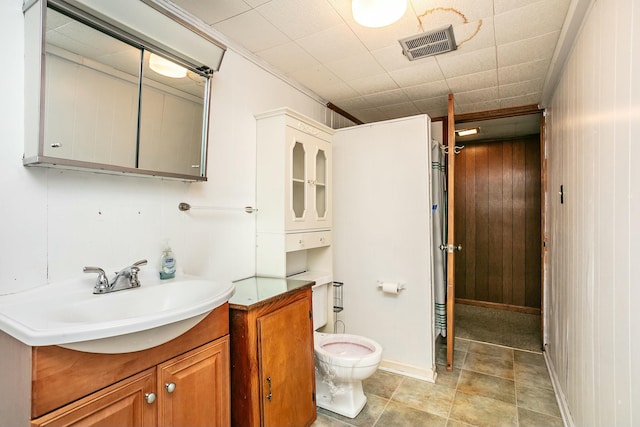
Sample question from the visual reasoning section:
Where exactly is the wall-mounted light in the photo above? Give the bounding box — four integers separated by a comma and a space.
149, 53, 187, 78
455, 127, 479, 137
352, 0, 407, 28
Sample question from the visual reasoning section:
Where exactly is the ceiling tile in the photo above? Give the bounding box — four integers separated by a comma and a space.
347, 73, 400, 96
436, 46, 497, 79
494, 0, 541, 15
494, 0, 569, 45
213, 10, 290, 52
378, 102, 421, 119
497, 31, 560, 68
330, 96, 375, 111
256, 42, 321, 73
348, 13, 422, 51
402, 80, 451, 101
451, 17, 495, 54
498, 58, 550, 85
388, 58, 445, 86
455, 99, 501, 114
287, 64, 343, 95
361, 88, 411, 106
410, 0, 495, 23
297, 24, 368, 63
350, 107, 388, 123
455, 86, 499, 104
500, 93, 541, 108
446, 69, 498, 93
499, 78, 543, 98
256, 0, 344, 40
170, 0, 251, 24
324, 52, 386, 81
371, 44, 415, 72
244, 0, 270, 7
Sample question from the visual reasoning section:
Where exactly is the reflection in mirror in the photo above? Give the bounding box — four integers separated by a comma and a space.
139, 50, 206, 176
44, 8, 141, 167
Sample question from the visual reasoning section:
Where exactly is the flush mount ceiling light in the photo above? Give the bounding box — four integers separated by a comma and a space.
455, 127, 479, 137
149, 53, 187, 78
352, 0, 408, 28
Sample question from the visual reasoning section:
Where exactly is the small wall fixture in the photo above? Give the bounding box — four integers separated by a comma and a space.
352, 0, 407, 28
149, 53, 187, 78
455, 127, 479, 137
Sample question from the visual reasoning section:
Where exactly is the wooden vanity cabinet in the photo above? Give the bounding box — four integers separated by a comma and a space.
229, 281, 316, 427
28, 304, 230, 427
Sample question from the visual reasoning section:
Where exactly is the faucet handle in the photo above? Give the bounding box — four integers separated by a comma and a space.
132, 259, 148, 267
84, 266, 109, 291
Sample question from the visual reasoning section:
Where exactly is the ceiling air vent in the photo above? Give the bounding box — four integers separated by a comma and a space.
399, 25, 457, 61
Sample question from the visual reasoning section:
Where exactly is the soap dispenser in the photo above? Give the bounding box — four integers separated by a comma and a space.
159, 244, 176, 280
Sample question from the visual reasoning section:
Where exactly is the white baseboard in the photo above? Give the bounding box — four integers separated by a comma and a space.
544, 350, 575, 427
378, 359, 437, 383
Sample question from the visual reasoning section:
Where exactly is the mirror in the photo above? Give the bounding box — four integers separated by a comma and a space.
24, 1, 213, 181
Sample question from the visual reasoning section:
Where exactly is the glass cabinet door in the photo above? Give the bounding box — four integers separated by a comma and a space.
315, 148, 327, 218
291, 141, 306, 220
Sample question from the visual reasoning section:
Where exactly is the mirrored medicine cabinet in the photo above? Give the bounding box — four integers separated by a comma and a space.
23, 0, 226, 181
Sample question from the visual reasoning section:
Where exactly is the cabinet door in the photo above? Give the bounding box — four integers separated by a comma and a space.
257, 297, 316, 427
157, 337, 230, 427
32, 369, 157, 427
286, 127, 331, 232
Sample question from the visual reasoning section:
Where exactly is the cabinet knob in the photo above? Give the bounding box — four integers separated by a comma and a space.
266, 376, 273, 402
144, 392, 156, 404
299, 239, 304, 246
165, 382, 176, 393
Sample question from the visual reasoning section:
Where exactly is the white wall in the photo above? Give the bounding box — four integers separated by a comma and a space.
0, 0, 345, 295
333, 115, 435, 381
544, 0, 639, 425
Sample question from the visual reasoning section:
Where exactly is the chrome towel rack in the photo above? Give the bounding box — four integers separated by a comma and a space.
178, 202, 258, 214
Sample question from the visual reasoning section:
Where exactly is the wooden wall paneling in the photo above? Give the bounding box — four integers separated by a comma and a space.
488, 143, 504, 303
525, 139, 542, 308
463, 149, 476, 300
474, 145, 489, 302
511, 141, 526, 306
502, 142, 514, 305
454, 148, 467, 299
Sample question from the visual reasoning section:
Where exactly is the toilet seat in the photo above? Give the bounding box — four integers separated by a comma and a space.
314, 333, 382, 368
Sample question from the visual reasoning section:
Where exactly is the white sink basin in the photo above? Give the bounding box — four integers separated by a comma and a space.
0, 267, 234, 353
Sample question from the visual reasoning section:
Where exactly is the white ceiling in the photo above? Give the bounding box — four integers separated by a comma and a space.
167, 0, 572, 124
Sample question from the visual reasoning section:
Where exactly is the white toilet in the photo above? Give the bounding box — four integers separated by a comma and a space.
312, 281, 383, 418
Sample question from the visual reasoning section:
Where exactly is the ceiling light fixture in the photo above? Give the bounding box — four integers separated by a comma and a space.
149, 53, 187, 78
352, 0, 408, 28
455, 127, 479, 137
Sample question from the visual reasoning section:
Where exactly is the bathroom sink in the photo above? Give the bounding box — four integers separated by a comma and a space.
0, 267, 234, 353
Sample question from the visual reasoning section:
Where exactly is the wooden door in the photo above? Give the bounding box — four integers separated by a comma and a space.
32, 369, 157, 427
445, 94, 457, 371
257, 296, 315, 427
157, 337, 231, 427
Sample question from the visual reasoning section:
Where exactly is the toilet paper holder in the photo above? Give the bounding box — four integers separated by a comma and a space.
376, 281, 406, 293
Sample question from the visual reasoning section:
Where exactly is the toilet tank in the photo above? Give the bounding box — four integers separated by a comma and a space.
312, 281, 329, 330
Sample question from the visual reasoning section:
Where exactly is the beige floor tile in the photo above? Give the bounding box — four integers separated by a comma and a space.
457, 370, 516, 404
317, 393, 387, 427
435, 364, 462, 388
516, 384, 562, 418
514, 360, 553, 390
467, 341, 514, 362
362, 370, 403, 399
391, 376, 456, 418
513, 350, 545, 367
454, 337, 471, 352
449, 391, 518, 427
463, 351, 515, 380
311, 413, 354, 427
375, 401, 447, 427
446, 418, 476, 427
437, 346, 468, 368
518, 407, 564, 427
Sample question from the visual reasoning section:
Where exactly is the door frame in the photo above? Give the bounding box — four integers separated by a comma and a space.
439, 103, 546, 364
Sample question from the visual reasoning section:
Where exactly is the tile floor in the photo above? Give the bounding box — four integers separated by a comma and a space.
311, 338, 563, 427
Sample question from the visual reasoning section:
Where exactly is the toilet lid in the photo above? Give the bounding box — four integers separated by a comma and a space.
321, 341, 373, 357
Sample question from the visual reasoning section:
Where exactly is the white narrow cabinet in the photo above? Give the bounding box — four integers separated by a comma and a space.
256, 108, 334, 277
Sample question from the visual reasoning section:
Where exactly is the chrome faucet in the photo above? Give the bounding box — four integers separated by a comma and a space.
84, 259, 148, 294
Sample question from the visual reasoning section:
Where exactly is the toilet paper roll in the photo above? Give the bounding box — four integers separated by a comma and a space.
381, 282, 400, 294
